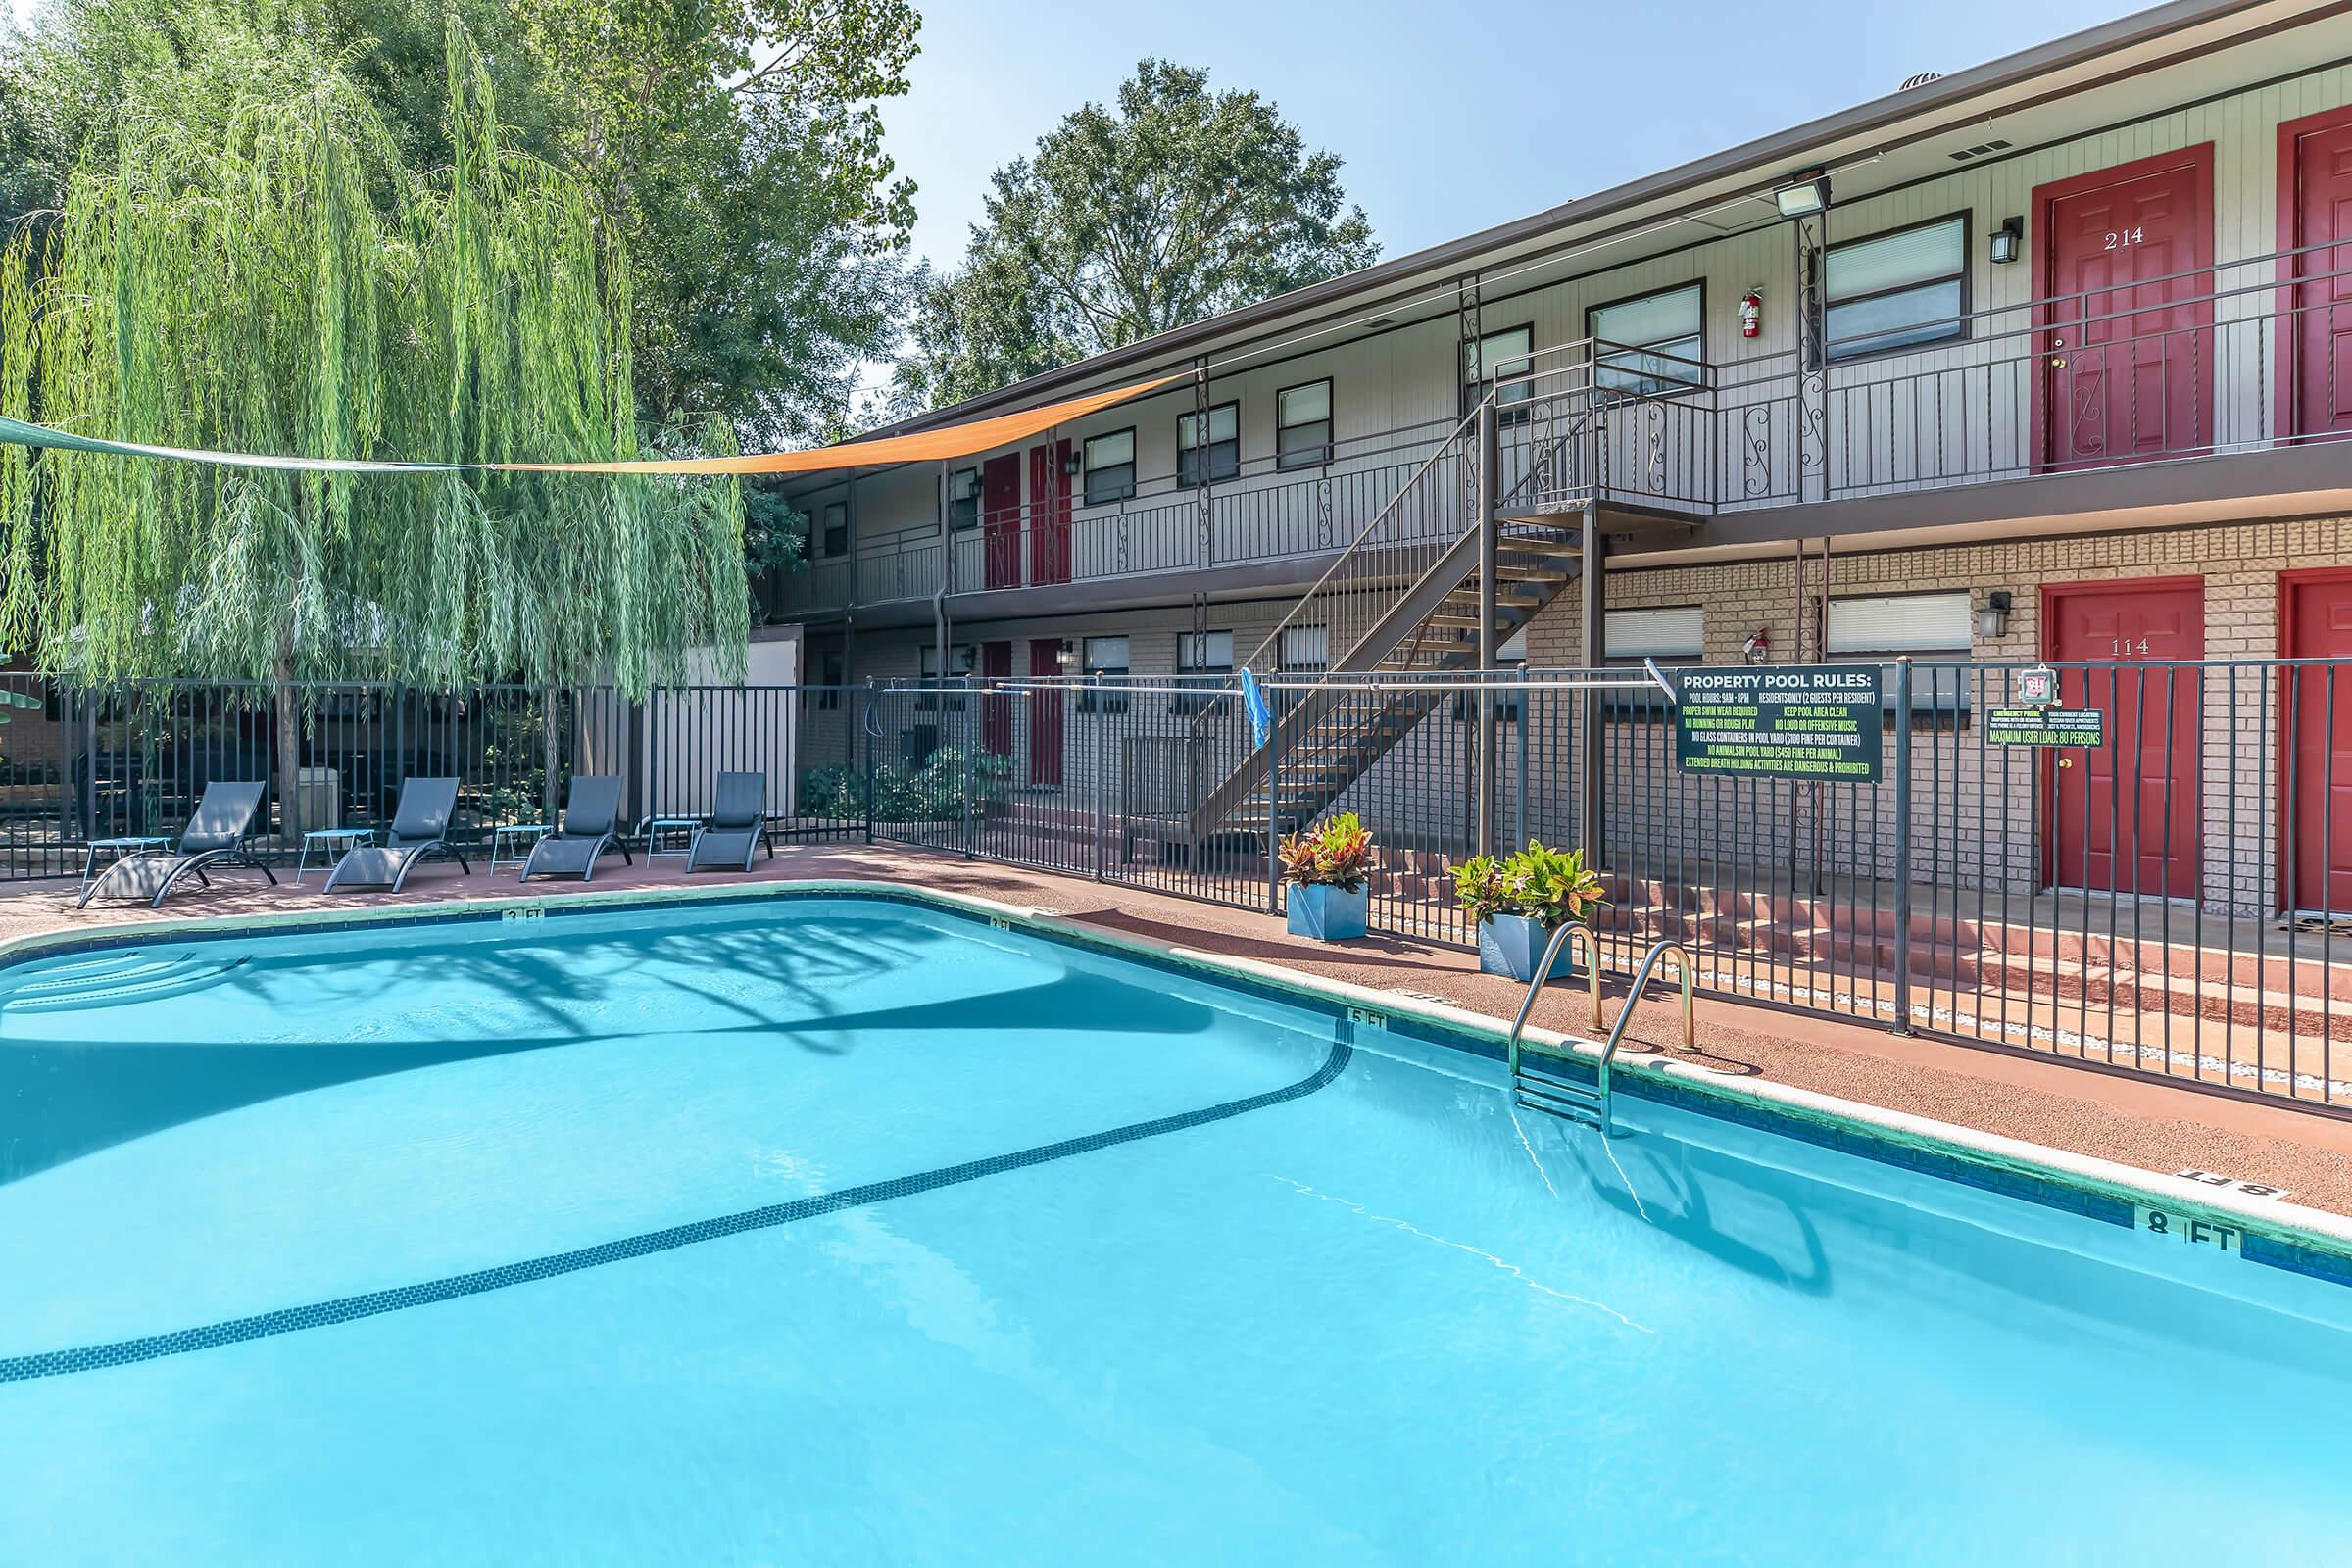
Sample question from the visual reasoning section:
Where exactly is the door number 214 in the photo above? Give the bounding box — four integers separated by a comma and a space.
2102, 226, 2147, 250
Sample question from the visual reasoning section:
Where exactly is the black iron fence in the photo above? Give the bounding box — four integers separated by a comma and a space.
7, 662, 2349, 1115
850, 661, 2352, 1116
0, 676, 866, 880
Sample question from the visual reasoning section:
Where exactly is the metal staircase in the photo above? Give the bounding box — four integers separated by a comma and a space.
1183, 390, 1598, 846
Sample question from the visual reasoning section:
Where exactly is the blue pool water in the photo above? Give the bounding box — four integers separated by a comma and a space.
4, 894, 2351, 1564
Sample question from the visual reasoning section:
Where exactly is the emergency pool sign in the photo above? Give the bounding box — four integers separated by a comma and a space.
1672, 665, 1884, 783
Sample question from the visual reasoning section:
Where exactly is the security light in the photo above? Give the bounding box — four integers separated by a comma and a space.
1990, 216, 2024, 265
1774, 173, 1831, 218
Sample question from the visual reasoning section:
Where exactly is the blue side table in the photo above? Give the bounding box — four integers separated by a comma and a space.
296, 826, 374, 886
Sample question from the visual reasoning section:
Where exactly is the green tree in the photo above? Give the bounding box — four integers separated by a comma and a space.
0, 21, 747, 800
896, 58, 1378, 412
0, 0, 919, 452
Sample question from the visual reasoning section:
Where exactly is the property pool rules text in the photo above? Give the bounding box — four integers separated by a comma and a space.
1671, 665, 1885, 784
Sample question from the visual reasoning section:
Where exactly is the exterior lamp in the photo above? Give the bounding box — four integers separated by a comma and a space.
1990, 217, 2024, 265
1056, 639, 1078, 671
1976, 590, 2013, 640
1774, 172, 1831, 218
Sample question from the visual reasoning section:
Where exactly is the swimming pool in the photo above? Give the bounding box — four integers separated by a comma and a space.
4, 888, 2351, 1564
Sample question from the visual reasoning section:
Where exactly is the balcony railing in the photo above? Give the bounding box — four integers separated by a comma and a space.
772, 241, 2352, 620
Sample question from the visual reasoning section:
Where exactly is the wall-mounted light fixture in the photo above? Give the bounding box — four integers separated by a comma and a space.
1976, 590, 2013, 640
1063, 449, 1082, 476
1774, 172, 1831, 218
1055, 639, 1079, 671
1989, 217, 2024, 265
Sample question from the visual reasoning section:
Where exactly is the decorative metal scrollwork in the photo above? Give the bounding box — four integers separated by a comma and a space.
1316, 477, 1334, 547
1742, 405, 1775, 497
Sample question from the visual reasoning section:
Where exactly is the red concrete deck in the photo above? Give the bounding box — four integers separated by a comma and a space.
9, 840, 2352, 1215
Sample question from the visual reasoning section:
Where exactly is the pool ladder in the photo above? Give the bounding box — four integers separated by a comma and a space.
1505, 929, 1694, 1137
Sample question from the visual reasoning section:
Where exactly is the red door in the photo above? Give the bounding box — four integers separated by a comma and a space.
1026, 640, 1064, 786
2045, 580, 2203, 900
2035, 147, 2214, 470
2280, 108, 2352, 440
981, 454, 1022, 590
2282, 571, 2352, 916
979, 641, 1012, 756
1028, 440, 1072, 586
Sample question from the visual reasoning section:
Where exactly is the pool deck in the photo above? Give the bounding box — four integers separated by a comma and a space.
10, 840, 2352, 1216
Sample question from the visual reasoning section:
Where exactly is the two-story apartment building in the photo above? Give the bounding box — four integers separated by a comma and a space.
774, 0, 2352, 921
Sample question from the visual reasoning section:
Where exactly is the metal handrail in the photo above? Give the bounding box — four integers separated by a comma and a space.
1507, 932, 1695, 1136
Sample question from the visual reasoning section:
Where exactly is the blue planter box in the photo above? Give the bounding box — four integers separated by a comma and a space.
1286, 883, 1369, 941
1477, 913, 1574, 982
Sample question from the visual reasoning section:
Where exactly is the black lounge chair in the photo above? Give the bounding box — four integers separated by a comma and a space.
322, 777, 469, 893
520, 775, 631, 882
684, 771, 773, 872
77, 780, 276, 909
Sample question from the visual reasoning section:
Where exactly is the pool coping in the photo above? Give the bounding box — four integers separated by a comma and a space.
9, 874, 2352, 1291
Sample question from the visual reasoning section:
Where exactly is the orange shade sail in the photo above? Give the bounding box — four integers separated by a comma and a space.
497, 373, 1183, 475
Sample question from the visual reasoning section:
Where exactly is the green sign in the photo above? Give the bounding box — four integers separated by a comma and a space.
1985, 707, 2106, 748
1672, 665, 1884, 783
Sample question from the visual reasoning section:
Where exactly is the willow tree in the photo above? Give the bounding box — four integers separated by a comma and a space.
0, 22, 747, 806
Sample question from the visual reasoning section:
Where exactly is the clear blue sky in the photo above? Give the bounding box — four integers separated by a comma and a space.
889, 0, 2134, 270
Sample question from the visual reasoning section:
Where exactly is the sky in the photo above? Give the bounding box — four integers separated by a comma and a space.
887, 0, 2132, 270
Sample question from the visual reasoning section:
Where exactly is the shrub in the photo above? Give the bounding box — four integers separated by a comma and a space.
799, 746, 1012, 823
1449, 840, 1604, 927
1279, 812, 1374, 891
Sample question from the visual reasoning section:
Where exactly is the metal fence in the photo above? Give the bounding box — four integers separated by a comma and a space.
7, 662, 2349, 1115
0, 676, 866, 880
851, 661, 2352, 1117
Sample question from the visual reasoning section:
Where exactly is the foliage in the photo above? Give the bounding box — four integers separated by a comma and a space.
892, 58, 1378, 413
0, 19, 748, 697
0, 0, 919, 459
801, 746, 1011, 823
1449, 841, 1606, 928
1279, 811, 1373, 891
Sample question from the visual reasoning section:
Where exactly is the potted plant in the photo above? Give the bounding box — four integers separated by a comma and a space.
1280, 812, 1375, 941
1450, 840, 1606, 982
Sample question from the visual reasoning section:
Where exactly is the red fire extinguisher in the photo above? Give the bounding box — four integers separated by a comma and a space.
1740, 289, 1763, 340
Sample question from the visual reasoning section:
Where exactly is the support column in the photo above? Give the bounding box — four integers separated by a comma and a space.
1474, 399, 1499, 855
934, 461, 952, 685
1578, 503, 1606, 861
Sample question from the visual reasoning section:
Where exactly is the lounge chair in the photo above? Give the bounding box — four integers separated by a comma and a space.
519, 775, 631, 882
322, 776, 469, 892
684, 771, 774, 872
77, 780, 276, 909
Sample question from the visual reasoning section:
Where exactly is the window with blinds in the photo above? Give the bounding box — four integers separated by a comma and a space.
1826, 592, 1971, 653
1825, 217, 1968, 361
1605, 606, 1705, 661
1590, 285, 1703, 395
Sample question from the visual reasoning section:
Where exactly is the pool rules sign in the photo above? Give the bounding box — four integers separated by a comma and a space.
1672, 665, 1885, 784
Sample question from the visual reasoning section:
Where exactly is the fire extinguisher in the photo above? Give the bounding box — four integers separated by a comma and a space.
1740, 289, 1763, 340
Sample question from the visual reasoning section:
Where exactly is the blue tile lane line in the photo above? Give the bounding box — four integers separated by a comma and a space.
0, 1036, 1356, 1384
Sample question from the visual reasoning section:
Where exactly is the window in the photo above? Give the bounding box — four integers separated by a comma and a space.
1179, 629, 1234, 673
820, 500, 848, 558
1605, 606, 1706, 663
947, 468, 980, 531
1590, 284, 1703, 395
1178, 402, 1240, 486
1079, 635, 1132, 713
813, 648, 844, 710
917, 643, 976, 709
1600, 606, 1704, 715
1279, 624, 1329, 670
1827, 590, 1972, 724
1463, 324, 1535, 409
1276, 380, 1333, 470
1826, 216, 1968, 361
1169, 629, 1234, 713
1083, 429, 1137, 506
1826, 592, 1970, 655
